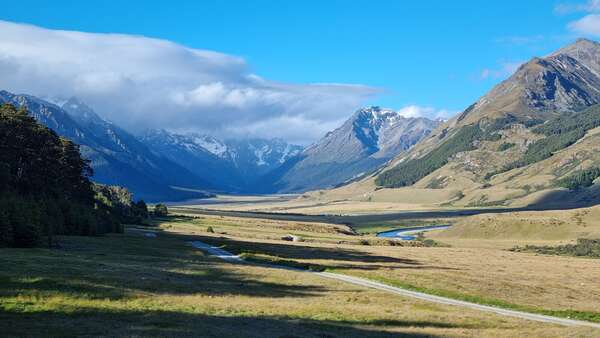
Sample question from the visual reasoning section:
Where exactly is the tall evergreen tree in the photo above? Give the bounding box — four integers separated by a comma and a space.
0, 103, 128, 247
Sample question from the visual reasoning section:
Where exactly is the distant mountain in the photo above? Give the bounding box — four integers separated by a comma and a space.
268, 106, 440, 192
333, 38, 600, 208
226, 138, 303, 179
453, 38, 600, 127
0, 92, 210, 201
139, 130, 302, 192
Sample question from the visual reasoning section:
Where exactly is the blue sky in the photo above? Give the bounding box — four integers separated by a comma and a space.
0, 0, 599, 143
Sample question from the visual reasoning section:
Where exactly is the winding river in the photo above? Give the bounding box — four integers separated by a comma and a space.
376, 225, 451, 240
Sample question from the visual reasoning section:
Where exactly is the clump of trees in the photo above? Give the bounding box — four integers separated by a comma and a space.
94, 185, 148, 224
557, 167, 600, 190
376, 121, 507, 188
497, 142, 516, 152
487, 105, 600, 179
511, 238, 600, 258
0, 104, 144, 247
153, 203, 168, 217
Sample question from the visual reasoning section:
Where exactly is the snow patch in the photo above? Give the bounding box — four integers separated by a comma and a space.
192, 136, 228, 157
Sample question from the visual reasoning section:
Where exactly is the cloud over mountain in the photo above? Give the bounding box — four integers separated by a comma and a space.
569, 14, 600, 36
562, 1, 600, 37
0, 20, 378, 144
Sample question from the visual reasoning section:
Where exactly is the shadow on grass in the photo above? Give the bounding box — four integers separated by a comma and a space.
195, 236, 459, 272
0, 308, 456, 337
0, 233, 329, 301
527, 185, 600, 210
176, 196, 600, 229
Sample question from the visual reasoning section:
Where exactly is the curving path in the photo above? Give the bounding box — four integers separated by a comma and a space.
190, 240, 600, 329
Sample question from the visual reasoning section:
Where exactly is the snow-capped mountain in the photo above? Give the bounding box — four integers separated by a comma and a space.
0, 92, 211, 201
1, 91, 436, 196
267, 106, 440, 192
139, 130, 302, 191
225, 138, 303, 174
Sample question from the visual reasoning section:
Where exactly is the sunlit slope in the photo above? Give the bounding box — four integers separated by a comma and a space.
318, 39, 600, 208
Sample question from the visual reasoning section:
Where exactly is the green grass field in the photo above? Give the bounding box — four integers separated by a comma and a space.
1, 216, 598, 337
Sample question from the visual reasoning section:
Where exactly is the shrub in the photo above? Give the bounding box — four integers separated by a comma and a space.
497, 142, 516, 151
511, 238, 600, 258
154, 204, 168, 217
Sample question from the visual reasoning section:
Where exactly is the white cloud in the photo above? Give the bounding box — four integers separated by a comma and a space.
568, 14, 600, 35
396, 105, 456, 119
479, 61, 523, 80
0, 20, 379, 144
220, 115, 347, 145
555, 0, 600, 14
560, 1, 600, 36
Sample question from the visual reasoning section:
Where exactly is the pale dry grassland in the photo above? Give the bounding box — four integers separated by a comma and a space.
163, 213, 600, 323
432, 205, 600, 247
4, 225, 593, 337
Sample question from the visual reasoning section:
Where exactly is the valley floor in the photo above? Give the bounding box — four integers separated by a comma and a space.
3, 208, 599, 337
0, 197, 600, 337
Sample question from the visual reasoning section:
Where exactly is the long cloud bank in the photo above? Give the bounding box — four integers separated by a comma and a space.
0, 20, 380, 144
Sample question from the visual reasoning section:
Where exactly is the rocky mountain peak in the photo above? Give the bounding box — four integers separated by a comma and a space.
353, 106, 405, 128
456, 38, 600, 125
138, 129, 303, 191
270, 106, 440, 192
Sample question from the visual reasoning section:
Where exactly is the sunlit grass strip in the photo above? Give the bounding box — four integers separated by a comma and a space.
235, 251, 600, 323
239, 253, 326, 272
348, 274, 600, 324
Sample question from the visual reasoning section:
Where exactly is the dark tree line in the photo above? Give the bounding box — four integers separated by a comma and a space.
377, 103, 600, 188
375, 123, 500, 188
557, 167, 600, 190
374, 113, 530, 188
0, 104, 146, 247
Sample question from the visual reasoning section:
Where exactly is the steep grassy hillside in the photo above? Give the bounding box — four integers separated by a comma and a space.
321, 39, 600, 209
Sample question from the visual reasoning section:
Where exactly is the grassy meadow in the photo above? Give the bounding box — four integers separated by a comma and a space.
1, 213, 599, 337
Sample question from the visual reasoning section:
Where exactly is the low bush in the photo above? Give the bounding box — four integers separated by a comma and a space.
510, 238, 600, 258
497, 142, 516, 151
154, 204, 169, 217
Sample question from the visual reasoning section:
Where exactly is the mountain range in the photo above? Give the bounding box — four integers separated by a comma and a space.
324, 38, 600, 208
268, 107, 440, 192
0, 92, 211, 202
142, 107, 438, 194
140, 130, 302, 192
0, 89, 437, 199
6, 38, 599, 207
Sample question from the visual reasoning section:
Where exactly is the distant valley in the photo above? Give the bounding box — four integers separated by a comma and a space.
4, 10, 600, 337
0, 91, 438, 200
269, 106, 440, 192
140, 129, 302, 193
